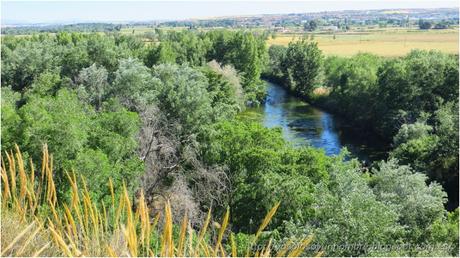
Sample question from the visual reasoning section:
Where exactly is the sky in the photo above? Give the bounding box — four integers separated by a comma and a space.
2, 0, 459, 24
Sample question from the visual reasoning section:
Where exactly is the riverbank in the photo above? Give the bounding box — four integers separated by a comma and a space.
262, 76, 392, 143
244, 80, 390, 162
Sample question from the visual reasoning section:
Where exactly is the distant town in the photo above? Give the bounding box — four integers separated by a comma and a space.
2, 8, 458, 34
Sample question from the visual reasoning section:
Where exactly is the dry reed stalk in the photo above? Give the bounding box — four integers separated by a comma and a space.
102, 202, 109, 234
1, 221, 36, 256
115, 193, 125, 229
287, 235, 313, 257
261, 238, 273, 257
48, 222, 73, 257
7, 150, 17, 200
200, 241, 211, 257
32, 242, 51, 257
187, 221, 194, 256
275, 239, 293, 257
109, 178, 115, 211
65, 171, 80, 210
219, 242, 227, 257
160, 200, 173, 257
246, 201, 281, 256
63, 231, 81, 256
15, 145, 27, 204
63, 204, 78, 241
1, 159, 11, 204
214, 207, 230, 256
195, 207, 212, 255
230, 233, 237, 257
177, 213, 188, 257
14, 198, 26, 222
136, 189, 150, 253
123, 183, 138, 257
106, 245, 118, 257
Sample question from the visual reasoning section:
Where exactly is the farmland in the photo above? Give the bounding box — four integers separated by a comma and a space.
119, 26, 459, 57
267, 28, 459, 56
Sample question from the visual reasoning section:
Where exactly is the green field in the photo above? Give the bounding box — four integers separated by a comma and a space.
267, 28, 459, 57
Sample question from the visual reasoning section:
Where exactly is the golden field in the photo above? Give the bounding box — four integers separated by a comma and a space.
267, 28, 459, 57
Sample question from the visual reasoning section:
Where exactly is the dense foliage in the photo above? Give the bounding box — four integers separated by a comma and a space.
266, 43, 459, 210
2, 30, 458, 256
263, 39, 322, 97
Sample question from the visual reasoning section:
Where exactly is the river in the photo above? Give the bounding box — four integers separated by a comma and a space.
244, 81, 388, 163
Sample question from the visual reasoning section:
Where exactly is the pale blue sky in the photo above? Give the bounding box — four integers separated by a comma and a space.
2, 0, 459, 24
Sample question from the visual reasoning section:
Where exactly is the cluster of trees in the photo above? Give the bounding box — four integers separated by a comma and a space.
323, 51, 459, 209
1, 31, 258, 209
159, 19, 238, 28
2, 23, 123, 35
265, 41, 459, 211
2, 30, 458, 256
303, 20, 318, 31
418, 19, 454, 30
203, 120, 457, 256
263, 39, 323, 96
148, 30, 268, 102
264, 41, 458, 255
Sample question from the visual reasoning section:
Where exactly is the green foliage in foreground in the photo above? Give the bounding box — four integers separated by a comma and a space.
204, 120, 330, 231
203, 119, 457, 256
2, 87, 143, 201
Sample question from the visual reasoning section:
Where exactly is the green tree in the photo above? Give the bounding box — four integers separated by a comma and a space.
371, 159, 447, 245
205, 120, 330, 232
146, 42, 177, 66
418, 19, 433, 30
1, 88, 22, 152
85, 99, 144, 200
25, 71, 62, 97
1, 39, 60, 91
152, 64, 213, 135
281, 39, 323, 96
225, 32, 267, 102
112, 58, 158, 110
265, 45, 287, 81
429, 209, 459, 256
205, 30, 268, 103
330, 53, 381, 123
201, 64, 241, 120
19, 89, 91, 168
60, 42, 90, 79
86, 34, 121, 71
76, 64, 109, 110
390, 102, 459, 208
322, 55, 347, 88
301, 160, 400, 256
303, 20, 318, 32
430, 102, 459, 208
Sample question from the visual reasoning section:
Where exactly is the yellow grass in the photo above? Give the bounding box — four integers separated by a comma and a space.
1, 144, 317, 257
267, 29, 459, 57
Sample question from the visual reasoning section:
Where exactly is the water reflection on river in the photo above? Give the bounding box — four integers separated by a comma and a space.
244, 81, 388, 162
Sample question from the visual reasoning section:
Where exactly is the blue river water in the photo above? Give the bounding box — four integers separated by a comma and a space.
244, 81, 388, 162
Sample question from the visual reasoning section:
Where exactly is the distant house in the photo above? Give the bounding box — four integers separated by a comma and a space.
274, 27, 291, 33
319, 25, 339, 31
